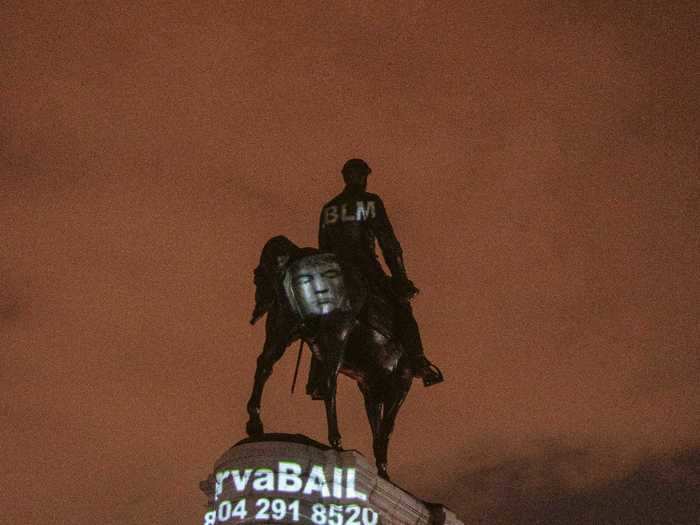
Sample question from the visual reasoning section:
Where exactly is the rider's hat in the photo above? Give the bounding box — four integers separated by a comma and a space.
341, 158, 371, 177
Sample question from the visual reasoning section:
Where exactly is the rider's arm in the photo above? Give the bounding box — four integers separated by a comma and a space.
372, 197, 407, 278
373, 197, 419, 299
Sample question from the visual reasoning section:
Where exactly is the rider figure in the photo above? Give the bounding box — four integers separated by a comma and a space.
307, 158, 443, 397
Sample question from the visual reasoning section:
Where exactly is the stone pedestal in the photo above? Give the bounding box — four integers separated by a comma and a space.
200, 434, 462, 525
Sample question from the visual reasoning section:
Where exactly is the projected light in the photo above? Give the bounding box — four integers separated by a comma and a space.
202, 461, 378, 525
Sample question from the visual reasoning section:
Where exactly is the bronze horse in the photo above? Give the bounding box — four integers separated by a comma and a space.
245, 236, 414, 479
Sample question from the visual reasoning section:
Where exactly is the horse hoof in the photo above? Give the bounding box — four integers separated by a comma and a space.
377, 464, 390, 481
330, 438, 343, 450
246, 419, 264, 436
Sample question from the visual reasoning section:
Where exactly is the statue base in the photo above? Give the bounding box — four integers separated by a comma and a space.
200, 433, 462, 525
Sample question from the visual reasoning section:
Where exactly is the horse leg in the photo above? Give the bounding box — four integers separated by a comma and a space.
375, 371, 412, 480
358, 382, 382, 442
360, 383, 387, 477
319, 316, 353, 450
323, 362, 342, 449
245, 318, 289, 436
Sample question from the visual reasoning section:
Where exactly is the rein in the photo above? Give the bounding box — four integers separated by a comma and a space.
290, 338, 304, 394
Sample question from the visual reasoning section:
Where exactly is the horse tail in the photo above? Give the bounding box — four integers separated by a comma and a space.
250, 235, 300, 325
250, 263, 274, 324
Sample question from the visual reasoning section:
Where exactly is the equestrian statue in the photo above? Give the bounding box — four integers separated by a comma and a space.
245, 159, 443, 480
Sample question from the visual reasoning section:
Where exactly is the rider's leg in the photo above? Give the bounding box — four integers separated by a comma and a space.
395, 301, 444, 386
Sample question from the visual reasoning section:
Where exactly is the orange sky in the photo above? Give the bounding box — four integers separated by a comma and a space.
2, 2, 698, 523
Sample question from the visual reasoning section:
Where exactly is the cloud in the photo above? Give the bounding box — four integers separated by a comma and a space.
436, 444, 700, 524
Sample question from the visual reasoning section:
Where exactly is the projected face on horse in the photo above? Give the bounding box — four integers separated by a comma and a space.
245, 238, 414, 480
284, 254, 349, 318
